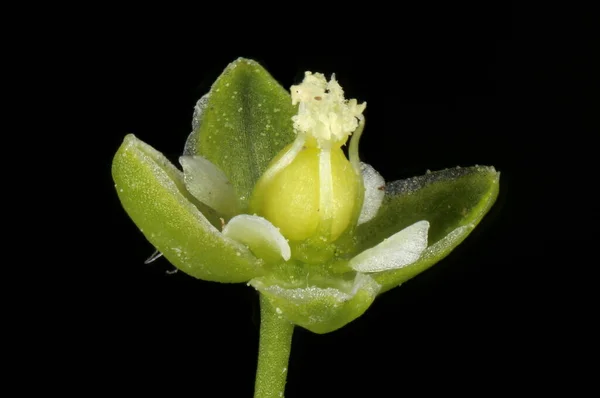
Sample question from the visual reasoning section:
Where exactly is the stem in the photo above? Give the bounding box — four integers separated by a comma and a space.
254, 294, 294, 398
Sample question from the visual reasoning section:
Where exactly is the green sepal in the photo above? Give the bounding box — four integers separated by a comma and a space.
112, 134, 263, 283
354, 166, 500, 293
184, 58, 297, 211
250, 272, 380, 334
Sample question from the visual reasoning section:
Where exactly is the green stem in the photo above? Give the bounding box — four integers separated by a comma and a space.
254, 294, 294, 398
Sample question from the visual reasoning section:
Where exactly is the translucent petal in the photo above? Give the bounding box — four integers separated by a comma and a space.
358, 162, 385, 225
222, 215, 291, 262
179, 155, 239, 218
349, 220, 429, 272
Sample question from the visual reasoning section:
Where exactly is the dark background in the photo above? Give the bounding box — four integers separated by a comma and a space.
72, 4, 598, 397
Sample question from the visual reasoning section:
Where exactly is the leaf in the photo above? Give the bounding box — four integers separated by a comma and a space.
112, 134, 263, 283
353, 166, 500, 293
184, 58, 297, 211
250, 273, 380, 334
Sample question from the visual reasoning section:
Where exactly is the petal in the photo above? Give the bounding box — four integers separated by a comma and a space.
357, 162, 385, 225
222, 215, 291, 262
179, 155, 239, 218
112, 134, 263, 283
374, 223, 475, 290
249, 273, 380, 334
351, 166, 500, 293
349, 220, 429, 272
184, 58, 297, 211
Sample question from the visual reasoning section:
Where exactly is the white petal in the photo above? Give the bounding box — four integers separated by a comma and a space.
349, 220, 430, 272
222, 215, 291, 261
179, 155, 239, 218
358, 162, 385, 225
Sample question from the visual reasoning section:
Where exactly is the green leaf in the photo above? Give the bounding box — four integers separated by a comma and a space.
250, 273, 380, 334
184, 58, 297, 211
354, 166, 500, 293
112, 134, 263, 283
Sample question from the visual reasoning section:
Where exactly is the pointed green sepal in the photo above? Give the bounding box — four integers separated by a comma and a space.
112, 134, 263, 283
184, 58, 297, 210
353, 166, 500, 293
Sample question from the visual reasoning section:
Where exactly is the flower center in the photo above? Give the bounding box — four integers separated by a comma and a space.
250, 72, 366, 250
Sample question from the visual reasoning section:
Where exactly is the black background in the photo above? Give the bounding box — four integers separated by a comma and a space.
65, 4, 598, 397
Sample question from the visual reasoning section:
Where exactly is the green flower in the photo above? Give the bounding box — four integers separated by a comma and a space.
112, 58, 499, 335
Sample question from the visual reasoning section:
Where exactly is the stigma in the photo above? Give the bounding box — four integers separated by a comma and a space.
291, 72, 366, 148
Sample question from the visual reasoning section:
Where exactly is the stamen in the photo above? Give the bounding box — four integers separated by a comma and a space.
318, 149, 334, 236
258, 134, 306, 184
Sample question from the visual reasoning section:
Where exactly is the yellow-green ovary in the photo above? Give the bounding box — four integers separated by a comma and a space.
254, 144, 358, 242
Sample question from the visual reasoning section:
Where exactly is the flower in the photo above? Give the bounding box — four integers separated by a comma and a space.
112, 58, 499, 334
